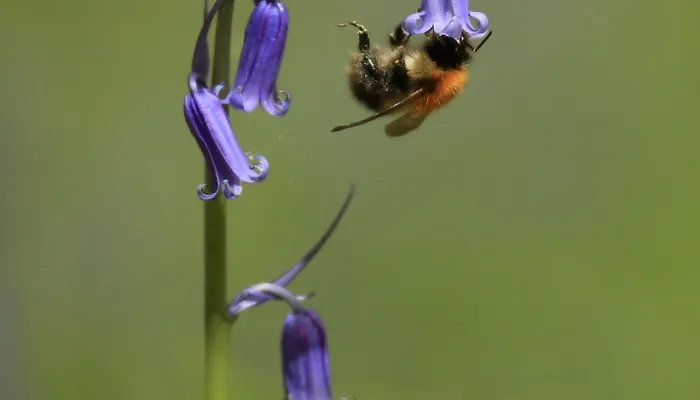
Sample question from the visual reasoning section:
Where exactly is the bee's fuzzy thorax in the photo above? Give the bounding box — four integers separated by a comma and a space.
405, 51, 435, 80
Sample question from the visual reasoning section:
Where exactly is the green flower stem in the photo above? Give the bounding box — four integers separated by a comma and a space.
204, 1, 236, 400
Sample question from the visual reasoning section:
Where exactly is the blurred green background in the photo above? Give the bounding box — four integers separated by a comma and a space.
1, 0, 698, 398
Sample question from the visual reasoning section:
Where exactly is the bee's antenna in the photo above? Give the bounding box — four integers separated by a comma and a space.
331, 88, 425, 132
473, 30, 493, 52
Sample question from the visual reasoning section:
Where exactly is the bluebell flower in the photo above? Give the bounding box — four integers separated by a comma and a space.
239, 283, 334, 400
228, 185, 355, 316
226, 0, 290, 116
281, 307, 333, 400
184, 0, 269, 200
402, 0, 489, 41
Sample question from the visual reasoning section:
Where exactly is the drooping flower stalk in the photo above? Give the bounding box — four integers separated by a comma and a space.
228, 185, 355, 317
224, 187, 355, 398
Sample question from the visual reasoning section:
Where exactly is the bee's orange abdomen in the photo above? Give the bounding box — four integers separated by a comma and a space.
413, 68, 468, 115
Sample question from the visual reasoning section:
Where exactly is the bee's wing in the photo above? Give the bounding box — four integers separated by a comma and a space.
331, 88, 425, 133
384, 111, 428, 137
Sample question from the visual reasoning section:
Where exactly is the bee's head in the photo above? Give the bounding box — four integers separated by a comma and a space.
425, 31, 472, 70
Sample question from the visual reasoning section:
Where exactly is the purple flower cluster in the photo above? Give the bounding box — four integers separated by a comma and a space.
183, 0, 289, 200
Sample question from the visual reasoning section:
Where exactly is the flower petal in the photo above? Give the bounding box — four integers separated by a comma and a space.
185, 93, 222, 200
440, 17, 464, 40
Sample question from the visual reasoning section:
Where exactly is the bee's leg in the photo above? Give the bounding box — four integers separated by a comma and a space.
389, 23, 411, 48
338, 21, 383, 80
338, 21, 371, 52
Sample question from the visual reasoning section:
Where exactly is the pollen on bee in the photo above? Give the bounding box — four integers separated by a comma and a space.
413, 68, 469, 115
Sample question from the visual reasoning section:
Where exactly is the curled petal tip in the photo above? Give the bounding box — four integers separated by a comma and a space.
262, 90, 291, 116
221, 180, 243, 199
402, 11, 430, 35
249, 154, 270, 181
463, 12, 489, 37
213, 83, 228, 99
197, 184, 219, 201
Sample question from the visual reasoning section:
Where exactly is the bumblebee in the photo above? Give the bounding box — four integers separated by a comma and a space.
332, 21, 491, 137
